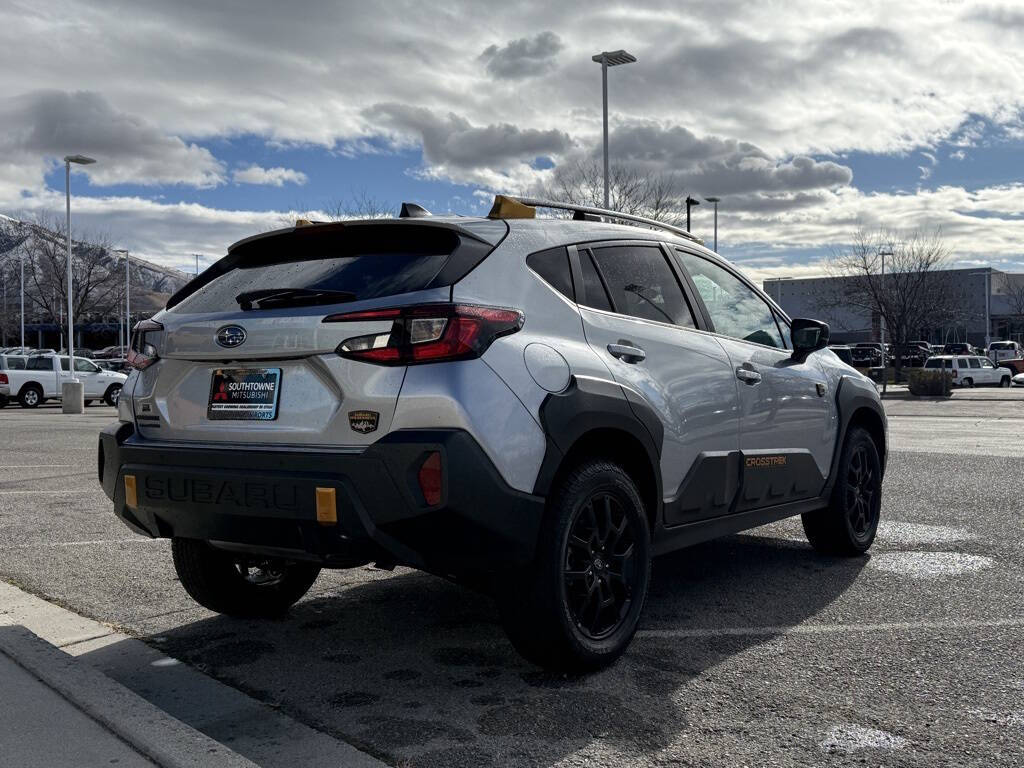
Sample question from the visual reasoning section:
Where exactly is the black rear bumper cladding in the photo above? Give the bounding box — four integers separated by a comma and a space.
98, 423, 544, 574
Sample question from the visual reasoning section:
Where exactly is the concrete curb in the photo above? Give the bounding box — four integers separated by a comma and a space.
0, 624, 258, 768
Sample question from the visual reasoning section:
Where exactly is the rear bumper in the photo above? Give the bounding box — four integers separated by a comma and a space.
98, 423, 545, 575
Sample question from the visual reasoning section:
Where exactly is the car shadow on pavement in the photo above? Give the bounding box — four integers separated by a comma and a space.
87, 532, 866, 768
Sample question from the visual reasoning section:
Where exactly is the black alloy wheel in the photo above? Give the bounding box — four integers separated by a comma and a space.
845, 443, 878, 545
563, 491, 639, 640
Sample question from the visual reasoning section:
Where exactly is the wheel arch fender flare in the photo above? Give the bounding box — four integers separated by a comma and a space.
824, 375, 887, 496
533, 375, 664, 523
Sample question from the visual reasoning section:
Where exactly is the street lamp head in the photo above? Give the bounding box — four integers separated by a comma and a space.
64, 155, 96, 165
705, 196, 720, 204
592, 50, 637, 67
685, 195, 700, 206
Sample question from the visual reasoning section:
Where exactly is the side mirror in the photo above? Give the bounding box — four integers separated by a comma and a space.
790, 318, 830, 360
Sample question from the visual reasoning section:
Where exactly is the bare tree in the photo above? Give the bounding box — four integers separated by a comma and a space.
534, 159, 687, 226
815, 228, 965, 376
323, 190, 395, 220
18, 213, 124, 341
1001, 274, 1024, 341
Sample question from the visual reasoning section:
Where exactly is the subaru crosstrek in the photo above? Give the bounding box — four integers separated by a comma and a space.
99, 196, 886, 671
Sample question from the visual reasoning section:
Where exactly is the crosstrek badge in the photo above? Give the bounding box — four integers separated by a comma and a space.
349, 410, 379, 434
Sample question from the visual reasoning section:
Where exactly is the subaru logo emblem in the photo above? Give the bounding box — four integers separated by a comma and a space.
216, 325, 246, 348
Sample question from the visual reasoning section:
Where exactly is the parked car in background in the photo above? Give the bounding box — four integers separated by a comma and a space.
1012, 373, 1024, 387
828, 345, 855, 365
60, 347, 96, 358
998, 358, 1024, 376
94, 358, 129, 373
94, 345, 129, 359
924, 355, 1012, 387
988, 341, 1023, 363
899, 341, 931, 367
850, 343, 884, 367
3, 354, 127, 407
943, 342, 973, 355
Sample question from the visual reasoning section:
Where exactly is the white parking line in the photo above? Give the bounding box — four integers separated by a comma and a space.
0, 464, 69, 468
0, 489, 104, 495
638, 616, 1024, 639
0, 538, 163, 549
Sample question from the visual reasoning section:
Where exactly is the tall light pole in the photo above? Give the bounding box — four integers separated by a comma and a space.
705, 196, 720, 251
20, 250, 24, 349
125, 251, 131, 350
591, 49, 636, 209
64, 155, 95, 363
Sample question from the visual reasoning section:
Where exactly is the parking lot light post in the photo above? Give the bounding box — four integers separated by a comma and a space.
591, 50, 636, 209
63, 154, 95, 413
20, 251, 25, 349
705, 196, 720, 251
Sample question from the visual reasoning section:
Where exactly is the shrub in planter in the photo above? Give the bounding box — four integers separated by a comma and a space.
907, 369, 952, 397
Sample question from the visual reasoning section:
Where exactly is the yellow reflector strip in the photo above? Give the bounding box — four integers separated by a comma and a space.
124, 475, 137, 509
487, 195, 536, 220
316, 487, 337, 525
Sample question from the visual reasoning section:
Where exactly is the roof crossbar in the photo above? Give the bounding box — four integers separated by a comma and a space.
505, 196, 703, 244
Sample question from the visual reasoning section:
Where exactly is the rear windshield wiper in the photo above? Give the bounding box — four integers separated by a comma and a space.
236, 288, 357, 310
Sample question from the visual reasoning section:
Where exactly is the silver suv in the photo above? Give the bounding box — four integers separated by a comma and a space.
98, 196, 886, 671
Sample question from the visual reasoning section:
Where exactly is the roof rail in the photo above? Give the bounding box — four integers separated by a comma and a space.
503, 196, 704, 245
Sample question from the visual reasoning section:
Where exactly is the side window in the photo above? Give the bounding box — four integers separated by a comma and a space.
577, 249, 613, 312
60, 358, 70, 372
75, 358, 100, 373
8, 357, 25, 370
957, 358, 968, 369
980, 358, 994, 369
676, 250, 785, 348
968, 357, 981, 369
526, 247, 574, 300
590, 245, 695, 326
27, 356, 51, 371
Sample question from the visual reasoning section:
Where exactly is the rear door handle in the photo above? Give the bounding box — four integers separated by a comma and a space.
736, 366, 762, 384
607, 342, 646, 363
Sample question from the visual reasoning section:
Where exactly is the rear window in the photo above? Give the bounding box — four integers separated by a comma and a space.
4, 357, 25, 369
924, 358, 942, 368
168, 223, 495, 314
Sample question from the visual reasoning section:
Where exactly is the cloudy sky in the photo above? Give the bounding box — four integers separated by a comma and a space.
2, 0, 1023, 281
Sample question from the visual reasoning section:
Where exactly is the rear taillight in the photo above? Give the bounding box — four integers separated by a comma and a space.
324, 304, 523, 366
127, 319, 163, 370
0, 373, 7, 385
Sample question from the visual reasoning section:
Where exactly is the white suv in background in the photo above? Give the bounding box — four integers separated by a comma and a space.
924, 355, 1013, 387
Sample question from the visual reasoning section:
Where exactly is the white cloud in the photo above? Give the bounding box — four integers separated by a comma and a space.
0, 90, 225, 196
232, 165, 308, 186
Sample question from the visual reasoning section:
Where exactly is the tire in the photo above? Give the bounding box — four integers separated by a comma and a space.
802, 426, 882, 556
499, 460, 651, 672
18, 385, 42, 408
963, 377, 974, 388
103, 384, 122, 407
171, 538, 321, 617
1001, 376, 1011, 388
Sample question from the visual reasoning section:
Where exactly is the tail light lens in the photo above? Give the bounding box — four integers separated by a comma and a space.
324, 304, 523, 366
127, 319, 164, 370
0, 373, 7, 385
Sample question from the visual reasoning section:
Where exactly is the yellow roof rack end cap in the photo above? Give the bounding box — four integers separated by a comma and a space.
487, 195, 536, 220
295, 218, 314, 227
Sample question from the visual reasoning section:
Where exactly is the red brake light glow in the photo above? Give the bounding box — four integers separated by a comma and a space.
324, 303, 523, 366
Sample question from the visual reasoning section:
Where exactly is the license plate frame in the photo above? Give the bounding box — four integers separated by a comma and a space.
207, 367, 282, 421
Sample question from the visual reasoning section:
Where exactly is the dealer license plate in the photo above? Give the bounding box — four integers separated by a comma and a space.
208, 368, 281, 420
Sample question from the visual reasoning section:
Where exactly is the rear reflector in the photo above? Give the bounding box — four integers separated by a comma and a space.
325, 303, 523, 366
417, 451, 443, 506
316, 487, 337, 525
124, 475, 138, 508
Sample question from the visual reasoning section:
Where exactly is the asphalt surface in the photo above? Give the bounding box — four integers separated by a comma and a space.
1, 393, 1023, 767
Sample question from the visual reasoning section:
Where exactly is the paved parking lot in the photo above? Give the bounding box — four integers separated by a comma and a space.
2, 393, 1023, 767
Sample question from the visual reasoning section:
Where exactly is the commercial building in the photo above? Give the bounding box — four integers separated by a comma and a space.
763, 267, 1024, 347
